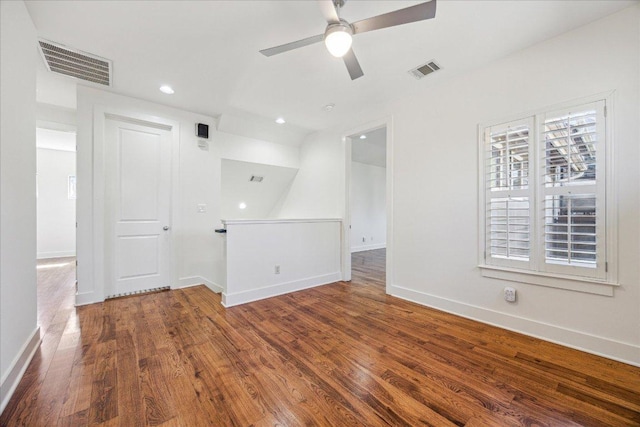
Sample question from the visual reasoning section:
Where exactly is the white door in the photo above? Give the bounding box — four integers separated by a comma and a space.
105, 117, 172, 297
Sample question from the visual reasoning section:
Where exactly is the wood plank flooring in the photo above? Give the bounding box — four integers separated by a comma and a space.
2, 249, 639, 426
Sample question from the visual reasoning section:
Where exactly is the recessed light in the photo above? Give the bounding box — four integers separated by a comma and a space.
239, 202, 247, 210
275, 117, 285, 124
323, 103, 335, 112
359, 134, 367, 139
159, 85, 174, 94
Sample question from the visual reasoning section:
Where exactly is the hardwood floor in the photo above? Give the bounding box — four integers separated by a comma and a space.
2, 249, 639, 426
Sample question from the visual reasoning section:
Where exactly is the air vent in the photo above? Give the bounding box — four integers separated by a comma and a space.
249, 175, 264, 182
408, 60, 441, 80
38, 39, 112, 86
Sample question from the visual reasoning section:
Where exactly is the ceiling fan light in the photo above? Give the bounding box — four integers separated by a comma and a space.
324, 24, 353, 57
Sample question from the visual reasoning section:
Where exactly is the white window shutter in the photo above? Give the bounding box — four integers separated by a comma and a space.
538, 101, 606, 279
484, 118, 534, 269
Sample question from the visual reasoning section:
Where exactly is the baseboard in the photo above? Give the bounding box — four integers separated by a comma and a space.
389, 284, 640, 367
75, 291, 99, 306
0, 327, 41, 414
177, 276, 223, 293
37, 250, 76, 259
222, 272, 341, 307
351, 243, 386, 253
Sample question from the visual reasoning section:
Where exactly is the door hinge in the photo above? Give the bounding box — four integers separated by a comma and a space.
605, 261, 608, 272
604, 105, 607, 117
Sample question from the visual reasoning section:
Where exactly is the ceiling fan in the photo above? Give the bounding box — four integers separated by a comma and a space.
259, 0, 437, 80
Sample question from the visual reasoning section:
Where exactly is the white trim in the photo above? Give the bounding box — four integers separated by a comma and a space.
75, 291, 98, 306
37, 250, 76, 259
221, 272, 341, 307
389, 285, 639, 367
344, 135, 352, 282
177, 276, 223, 293
223, 218, 341, 226
351, 243, 386, 253
385, 119, 394, 295
0, 327, 41, 414
479, 265, 615, 296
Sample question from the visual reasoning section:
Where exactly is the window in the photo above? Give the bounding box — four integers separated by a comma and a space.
480, 97, 613, 290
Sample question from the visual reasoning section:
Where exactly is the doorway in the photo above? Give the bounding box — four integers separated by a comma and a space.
36, 127, 77, 261
343, 119, 392, 291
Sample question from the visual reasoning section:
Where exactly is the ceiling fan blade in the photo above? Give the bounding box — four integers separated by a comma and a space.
352, 0, 436, 35
317, 0, 340, 23
259, 34, 324, 57
343, 48, 364, 80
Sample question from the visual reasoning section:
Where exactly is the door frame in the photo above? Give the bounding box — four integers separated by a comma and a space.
91, 106, 180, 301
342, 116, 394, 293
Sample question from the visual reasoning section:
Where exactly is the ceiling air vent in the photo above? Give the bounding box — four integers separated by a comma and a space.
408, 60, 441, 80
38, 39, 112, 86
249, 175, 264, 183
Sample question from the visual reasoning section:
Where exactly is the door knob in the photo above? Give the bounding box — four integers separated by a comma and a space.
163, 226, 170, 231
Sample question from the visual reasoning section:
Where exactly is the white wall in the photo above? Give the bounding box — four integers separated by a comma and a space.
222, 219, 341, 306
281, 6, 640, 365
0, 0, 40, 412
277, 129, 345, 218
76, 87, 304, 304
76, 87, 221, 304
350, 161, 386, 252
386, 7, 640, 364
221, 160, 298, 219
36, 148, 76, 259
218, 131, 300, 169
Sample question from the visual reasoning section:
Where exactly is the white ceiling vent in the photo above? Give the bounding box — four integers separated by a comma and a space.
38, 39, 112, 86
249, 175, 264, 182
408, 60, 441, 80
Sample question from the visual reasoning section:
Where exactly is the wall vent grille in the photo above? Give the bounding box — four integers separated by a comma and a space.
105, 286, 169, 300
38, 39, 112, 86
408, 60, 441, 80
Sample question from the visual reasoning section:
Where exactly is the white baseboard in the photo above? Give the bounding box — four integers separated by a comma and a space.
37, 250, 76, 260
177, 276, 223, 293
0, 327, 41, 414
75, 291, 99, 306
351, 243, 386, 253
75, 277, 224, 306
222, 272, 341, 307
389, 284, 640, 367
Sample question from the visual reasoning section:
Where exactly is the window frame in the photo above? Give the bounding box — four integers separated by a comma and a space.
477, 93, 617, 295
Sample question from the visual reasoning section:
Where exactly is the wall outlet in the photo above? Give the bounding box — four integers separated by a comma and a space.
274, 265, 280, 274
197, 204, 207, 213
504, 287, 517, 302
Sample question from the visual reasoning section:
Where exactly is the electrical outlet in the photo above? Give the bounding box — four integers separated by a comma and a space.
504, 287, 517, 302
274, 265, 280, 274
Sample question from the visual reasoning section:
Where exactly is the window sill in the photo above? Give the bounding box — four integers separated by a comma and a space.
478, 264, 618, 296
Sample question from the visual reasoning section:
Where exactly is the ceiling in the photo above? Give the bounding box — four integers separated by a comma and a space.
26, 0, 636, 142
36, 128, 76, 152
352, 127, 386, 168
